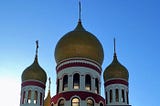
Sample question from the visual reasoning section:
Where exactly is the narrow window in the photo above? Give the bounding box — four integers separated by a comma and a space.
57, 79, 60, 93
27, 90, 32, 104
58, 99, 64, 106
63, 75, 68, 91
87, 99, 94, 106
72, 98, 80, 106
51, 103, 54, 106
85, 75, 91, 91
109, 90, 112, 103
73, 73, 80, 89
100, 103, 103, 106
122, 89, 125, 102
95, 78, 99, 94
40, 92, 42, 105
22, 91, 26, 104
127, 91, 129, 104
105, 91, 108, 104
116, 89, 119, 102
34, 91, 38, 104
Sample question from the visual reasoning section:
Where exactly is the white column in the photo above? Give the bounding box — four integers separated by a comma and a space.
99, 81, 101, 94
80, 75, 85, 90
68, 74, 73, 90
119, 88, 121, 103
113, 88, 116, 103
91, 77, 95, 92
124, 89, 127, 104
59, 79, 62, 92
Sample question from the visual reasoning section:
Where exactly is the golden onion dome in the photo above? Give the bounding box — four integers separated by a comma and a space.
22, 57, 47, 84
22, 40, 47, 84
103, 54, 129, 81
55, 21, 104, 65
44, 90, 51, 106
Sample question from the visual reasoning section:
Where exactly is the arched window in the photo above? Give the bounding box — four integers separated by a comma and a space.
126, 91, 129, 104
105, 91, 108, 104
87, 99, 94, 106
40, 92, 42, 105
72, 98, 80, 106
22, 91, 26, 104
100, 103, 103, 106
116, 89, 119, 102
51, 103, 54, 106
95, 78, 99, 94
109, 90, 112, 103
85, 74, 91, 91
121, 89, 125, 102
27, 90, 32, 104
34, 91, 38, 104
63, 75, 68, 91
58, 99, 64, 106
73, 73, 80, 89
57, 79, 60, 93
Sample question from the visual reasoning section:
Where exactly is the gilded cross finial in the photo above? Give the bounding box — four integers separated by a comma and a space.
35, 40, 39, 60
49, 77, 51, 91
78, 0, 82, 22
114, 38, 116, 55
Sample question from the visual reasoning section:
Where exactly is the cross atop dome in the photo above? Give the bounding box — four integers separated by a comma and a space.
35, 40, 39, 60
78, 0, 82, 22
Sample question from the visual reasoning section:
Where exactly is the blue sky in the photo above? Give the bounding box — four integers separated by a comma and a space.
0, 0, 160, 106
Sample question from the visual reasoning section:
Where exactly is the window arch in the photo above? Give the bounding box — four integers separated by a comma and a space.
27, 90, 32, 104
58, 99, 64, 106
109, 90, 113, 103
63, 75, 68, 91
95, 78, 99, 94
72, 97, 80, 106
34, 91, 38, 104
85, 74, 91, 91
73, 73, 80, 89
87, 99, 94, 106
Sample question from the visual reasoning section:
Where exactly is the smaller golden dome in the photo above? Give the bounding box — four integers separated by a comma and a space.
44, 90, 51, 106
54, 21, 104, 65
22, 57, 47, 84
103, 54, 129, 81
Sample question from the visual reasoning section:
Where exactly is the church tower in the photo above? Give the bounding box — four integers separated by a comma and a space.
51, 19, 105, 106
20, 41, 47, 106
103, 39, 131, 106
50, 2, 105, 105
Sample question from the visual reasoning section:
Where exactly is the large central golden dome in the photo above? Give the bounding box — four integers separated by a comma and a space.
55, 21, 104, 65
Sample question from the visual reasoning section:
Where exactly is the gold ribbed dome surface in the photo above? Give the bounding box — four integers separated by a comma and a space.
44, 77, 51, 106
22, 58, 47, 84
55, 21, 104, 65
103, 54, 129, 81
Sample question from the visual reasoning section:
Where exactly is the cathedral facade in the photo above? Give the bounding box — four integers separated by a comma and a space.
19, 5, 132, 106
